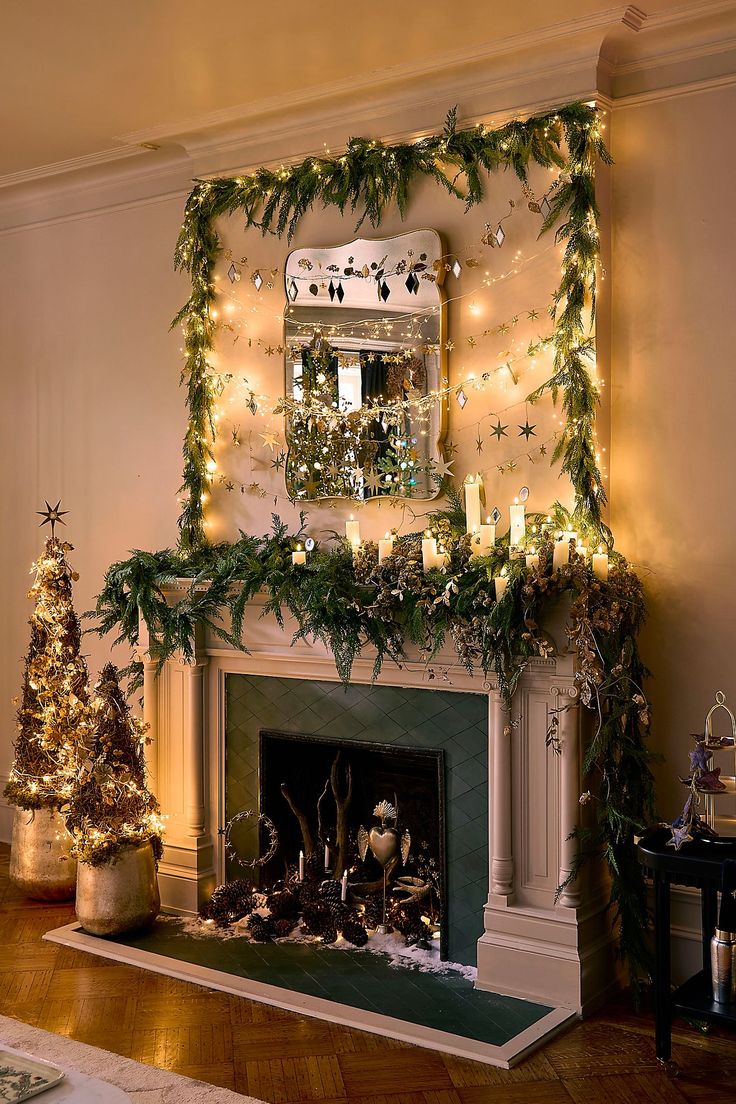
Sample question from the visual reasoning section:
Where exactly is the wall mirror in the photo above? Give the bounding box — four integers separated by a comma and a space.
282, 229, 447, 501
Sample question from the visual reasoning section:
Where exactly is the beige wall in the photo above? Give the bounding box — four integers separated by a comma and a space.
1, 73, 735, 838
610, 85, 736, 815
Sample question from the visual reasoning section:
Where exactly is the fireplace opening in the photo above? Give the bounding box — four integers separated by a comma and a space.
252, 728, 447, 957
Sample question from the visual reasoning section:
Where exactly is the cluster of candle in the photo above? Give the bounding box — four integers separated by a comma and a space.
336, 481, 609, 587
296, 847, 348, 901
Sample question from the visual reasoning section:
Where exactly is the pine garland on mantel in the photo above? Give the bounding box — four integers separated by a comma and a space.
95, 101, 657, 984
172, 101, 610, 550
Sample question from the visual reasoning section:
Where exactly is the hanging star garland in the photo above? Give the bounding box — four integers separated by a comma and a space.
518, 421, 537, 440
490, 419, 508, 441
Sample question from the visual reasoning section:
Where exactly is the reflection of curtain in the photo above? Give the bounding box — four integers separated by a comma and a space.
360, 352, 391, 496
301, 347, 339, 403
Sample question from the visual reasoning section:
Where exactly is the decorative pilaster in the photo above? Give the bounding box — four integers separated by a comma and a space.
490, 691, 514, 897
137, 613, 159, 793
554, 685, 581, 908
184, 656, 209, 838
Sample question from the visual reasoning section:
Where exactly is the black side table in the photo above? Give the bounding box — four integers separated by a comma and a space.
637, 827, 736, 1060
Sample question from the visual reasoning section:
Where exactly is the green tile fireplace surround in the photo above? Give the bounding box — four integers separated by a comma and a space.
226, 674, 488, 966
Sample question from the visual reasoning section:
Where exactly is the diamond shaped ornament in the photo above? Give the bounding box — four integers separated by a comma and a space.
491, 506, 502, 525
336, 281, 345, 303
495, 225, 505, 247
456, 389, 468, 409
451, 260, 462, 279
380, 280, 391, 302
227, 262, 239, 283
328, 280, 336, 302
541, 196, 552, 217
252, 271, 263, 291
405, 272, 419, 295
288, 278, 299, 302
248, 397, 258, 416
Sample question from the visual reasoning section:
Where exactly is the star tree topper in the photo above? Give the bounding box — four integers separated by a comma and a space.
37, 500, 68, 539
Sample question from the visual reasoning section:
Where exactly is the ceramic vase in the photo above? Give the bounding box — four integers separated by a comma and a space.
9, 806, 77, 901
75, 841, 160, 936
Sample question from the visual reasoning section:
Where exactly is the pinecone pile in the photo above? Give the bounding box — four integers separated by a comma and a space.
341, 913, 368, 947
266, 887, 300, 921
200, 880, 256, 927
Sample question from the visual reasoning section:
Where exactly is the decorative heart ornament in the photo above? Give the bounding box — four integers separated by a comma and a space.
368, 827, 399, 868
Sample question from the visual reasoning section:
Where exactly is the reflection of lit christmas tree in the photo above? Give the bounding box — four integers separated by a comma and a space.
4, 536, 91, 812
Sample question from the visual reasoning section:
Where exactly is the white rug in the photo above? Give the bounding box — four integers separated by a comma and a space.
0, 1015, 266, 1104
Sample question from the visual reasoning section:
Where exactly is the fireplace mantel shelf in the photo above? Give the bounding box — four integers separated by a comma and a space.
139, 588, 615, 1016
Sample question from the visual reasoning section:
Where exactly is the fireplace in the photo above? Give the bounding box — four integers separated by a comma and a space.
225, 674, 487, 966
138, 587, 618, 1013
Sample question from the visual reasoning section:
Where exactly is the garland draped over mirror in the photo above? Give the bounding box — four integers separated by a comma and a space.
96, 101, 657, 987
173, 101, 609, 550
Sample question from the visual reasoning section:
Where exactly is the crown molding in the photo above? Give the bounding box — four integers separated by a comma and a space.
0, 144, 146, 192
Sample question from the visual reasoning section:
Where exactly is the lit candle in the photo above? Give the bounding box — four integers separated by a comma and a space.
298, 850, 305, 880
495, 570, 508, 601
378, 532, 394, 563
345, 514, 361, 547
552, 530, 576, 571
592, 546, 609, 581
464, 475, 482, 534
576, 541, 589, 561
292, 543, 306, 566
422, 530, 438, 571
324, 842, 330, 872
525, 548, 540, 570
436, 546, 450, 570
478, 517, 496, 554
509, 497, 526, 547
341, 869, 348, 903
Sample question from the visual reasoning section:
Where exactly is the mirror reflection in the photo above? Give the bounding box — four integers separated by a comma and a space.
282, 229, 447, 501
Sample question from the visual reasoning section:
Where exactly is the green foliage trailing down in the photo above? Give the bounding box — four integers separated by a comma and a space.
172, 101, 611, 550
94, 505, 655, 985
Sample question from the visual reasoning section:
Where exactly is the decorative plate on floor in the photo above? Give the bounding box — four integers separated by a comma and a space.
0, 1052, 64, 1102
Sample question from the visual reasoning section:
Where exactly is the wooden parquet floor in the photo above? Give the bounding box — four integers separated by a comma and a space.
1, 846, 735, 1104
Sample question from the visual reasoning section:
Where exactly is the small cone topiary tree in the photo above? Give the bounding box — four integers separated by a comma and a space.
65, 663, 163, 866
4, 536, 91, 811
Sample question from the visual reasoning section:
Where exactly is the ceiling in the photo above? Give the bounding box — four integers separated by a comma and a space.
1, 0, 693, 183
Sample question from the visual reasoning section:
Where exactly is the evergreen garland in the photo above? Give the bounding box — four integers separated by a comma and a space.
172, 101, 610, 549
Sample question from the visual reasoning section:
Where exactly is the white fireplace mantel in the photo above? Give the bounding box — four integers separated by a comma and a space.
139, 587, 618, 1014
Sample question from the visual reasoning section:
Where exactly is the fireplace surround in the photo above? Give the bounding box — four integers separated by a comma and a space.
139, 587, 617, 1013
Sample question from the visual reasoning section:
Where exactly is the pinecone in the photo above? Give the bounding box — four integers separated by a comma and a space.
341, 915, 369, 947
301, 902, 330, 936
200, 880, 255, 927
391, 900, 427, 945
362, 896, 383, 930
305, 851, 324, 878
328, 899, 350, 927
246, 913, 273, 942
267, 887, 300, 921
319, 879, 342, 902
321, 925, 338, 945
297, 879, 321, 908
274, 917, 296, 938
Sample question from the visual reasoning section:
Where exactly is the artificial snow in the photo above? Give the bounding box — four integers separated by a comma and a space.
172, 913, 476, 982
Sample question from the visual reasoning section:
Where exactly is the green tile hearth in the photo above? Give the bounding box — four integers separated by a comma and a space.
103, 919, 551, 1047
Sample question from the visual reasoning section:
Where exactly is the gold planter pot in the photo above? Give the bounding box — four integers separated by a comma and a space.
76, 841, 160, 937
9, 806, 77, 901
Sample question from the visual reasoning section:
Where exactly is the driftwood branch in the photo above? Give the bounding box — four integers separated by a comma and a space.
331, 751, 353, 878
280, 782, 314, 856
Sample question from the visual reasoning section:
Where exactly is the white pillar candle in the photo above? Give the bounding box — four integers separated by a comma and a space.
292, 544, 306, 566
436, 547, 450, 570
576, 542, 588, 561
478, 518, 496, 553
422, 531, 438, 571
341, 869, 348, 903
298, 850, 305, 880
525, 549, 540, 570
464, 476, 482, 535
495, 572, 508, 601
324, 842, 330, 871
345, 515, 361, 547
592, 547, 609, 581
552, 531, 576, 571
509, 498, 526, 547
378, 532, 394, 563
